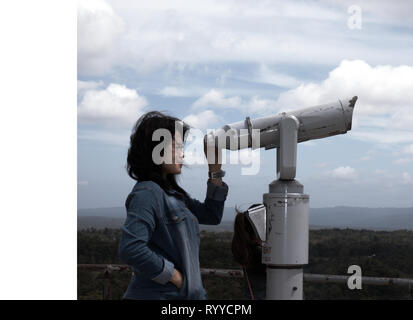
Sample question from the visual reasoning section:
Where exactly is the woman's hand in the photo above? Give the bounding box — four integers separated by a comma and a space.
204, 133, 222, 171
204, 134, 223, 186
170, 268, 183, 289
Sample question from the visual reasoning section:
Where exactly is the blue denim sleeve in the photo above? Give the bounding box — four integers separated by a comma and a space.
118, 188, 175, 285
186, 180, 229, 225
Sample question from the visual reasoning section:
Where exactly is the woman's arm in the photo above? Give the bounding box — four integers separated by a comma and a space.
118, 188, 175, 285
186, 179, 229, 225
186, 134, 229, 224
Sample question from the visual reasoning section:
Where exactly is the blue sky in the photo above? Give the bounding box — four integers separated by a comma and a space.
77, 0, 413, 209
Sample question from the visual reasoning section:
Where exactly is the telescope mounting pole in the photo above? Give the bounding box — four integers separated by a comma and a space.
262, 115, 310, 300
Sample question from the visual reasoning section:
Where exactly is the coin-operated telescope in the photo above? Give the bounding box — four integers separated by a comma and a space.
205, 96, 358, 300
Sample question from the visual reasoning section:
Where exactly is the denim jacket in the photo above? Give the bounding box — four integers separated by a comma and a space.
118, 179, 229, 300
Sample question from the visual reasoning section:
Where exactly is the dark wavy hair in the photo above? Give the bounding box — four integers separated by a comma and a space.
231, 204, 262, 266
127, 111, 191, 198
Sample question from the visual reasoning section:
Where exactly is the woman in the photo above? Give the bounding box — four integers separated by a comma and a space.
231, 204, 266, 300
118, 111, 228, 300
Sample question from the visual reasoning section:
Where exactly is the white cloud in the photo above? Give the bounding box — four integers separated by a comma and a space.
402, 172, 413, 185
216, 69, 232, 86
77, 0, 413, 75
247, 96, 279, 115
77, 0, 125, 76
372, 170, 413, 187
191, 89, 281, 116
325, 166, 357, 180
275, 60, 413, 115
192, 89, 241, 110
273, 60, 413, 144
77, 80, 104, 92
403, 144, 413, 155
78, 83, 148, 127
183, 110, 220, 130
159, 86, 192, 97
393, 158, 413, 165
77, 80, 105, 99
348, 0, 413, 27
256, 64, 301, 88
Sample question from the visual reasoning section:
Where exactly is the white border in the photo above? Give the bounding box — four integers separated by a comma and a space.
0, 1, 77, 299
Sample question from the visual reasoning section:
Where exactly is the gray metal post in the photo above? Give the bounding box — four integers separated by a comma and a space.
262, 115, 309, 300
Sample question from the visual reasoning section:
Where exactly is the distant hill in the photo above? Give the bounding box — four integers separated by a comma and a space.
77, 206, 236, 219
77, 216, 234, 232
77, 207, 237, 231
309, 206, 413, 231
78, 206, 413, 231
78, 216, 125, 230
78, 207, 125, 218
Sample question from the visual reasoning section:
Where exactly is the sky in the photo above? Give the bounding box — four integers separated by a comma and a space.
77, 0, 413, 209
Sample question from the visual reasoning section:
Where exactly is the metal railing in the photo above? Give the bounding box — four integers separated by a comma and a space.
78, 264, 413, 300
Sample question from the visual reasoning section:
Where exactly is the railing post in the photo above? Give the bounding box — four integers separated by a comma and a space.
103, 269, 111, 300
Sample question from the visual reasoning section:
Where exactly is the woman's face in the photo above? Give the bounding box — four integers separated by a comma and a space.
162, 131, 184, 176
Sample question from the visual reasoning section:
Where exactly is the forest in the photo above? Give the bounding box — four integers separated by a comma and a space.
78, 228, 413, 300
